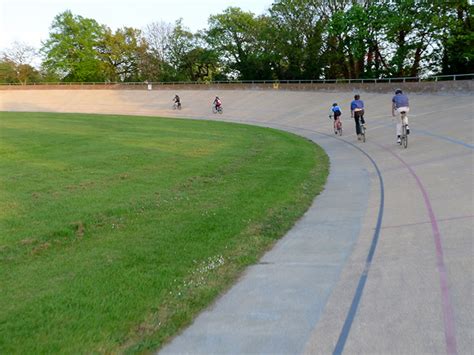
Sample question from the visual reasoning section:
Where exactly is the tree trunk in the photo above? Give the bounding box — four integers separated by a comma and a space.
410, 46, 423, 77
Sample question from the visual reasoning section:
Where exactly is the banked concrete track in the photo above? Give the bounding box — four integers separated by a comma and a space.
1, 87, 473, 354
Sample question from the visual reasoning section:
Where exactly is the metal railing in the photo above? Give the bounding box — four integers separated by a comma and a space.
1, 73, 472, 86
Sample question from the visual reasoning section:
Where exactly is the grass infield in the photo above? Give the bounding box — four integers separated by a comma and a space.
0, 111, 328, 353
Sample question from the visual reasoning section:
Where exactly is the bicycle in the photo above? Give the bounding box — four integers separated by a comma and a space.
329, 114, 342, 136
173, 101, 181, 110
212, 105, 223, 114
360, 123, 366, 142
400, 111, 408, 148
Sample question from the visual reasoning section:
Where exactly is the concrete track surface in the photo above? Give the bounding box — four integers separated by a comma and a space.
1, 89, 473, 354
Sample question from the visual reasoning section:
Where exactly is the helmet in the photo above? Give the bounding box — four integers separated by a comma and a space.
354, 94, 360, 100
216, 96, 219, 99
395, 89, 403, 94
332, 103, 338, 106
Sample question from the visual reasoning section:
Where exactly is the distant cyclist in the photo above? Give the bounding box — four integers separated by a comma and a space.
330, 103, 342, 134
173, 94, 181, 109
351, 94, 365, 140
213, 96, 222, 109
392, 89, 410, 144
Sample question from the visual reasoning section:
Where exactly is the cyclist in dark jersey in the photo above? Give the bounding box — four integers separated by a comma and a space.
350, 94, 365, 140
173, 94, 181, 109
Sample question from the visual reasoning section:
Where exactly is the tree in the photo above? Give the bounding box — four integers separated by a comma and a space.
166, 20, 196, 79
441, 0, 474, 74
268, 0, 326, 79
324, 1, 386, 79
206, 7, 271, 80
41, 10, 107, 81
98, 27, 149, 81
144, 21, 174, 62
378, 1, 446, 77
142, 21, 174, 81
180, 45, 221, 81
0, 42, 41, 84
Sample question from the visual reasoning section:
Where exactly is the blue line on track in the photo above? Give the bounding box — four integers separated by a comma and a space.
311, 134, 385, 355
414, 129, 474, 150
261, 122, 386, 355
231, 120, 386, 354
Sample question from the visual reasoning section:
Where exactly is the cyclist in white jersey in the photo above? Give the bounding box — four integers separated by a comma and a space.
392, 89, 410, 144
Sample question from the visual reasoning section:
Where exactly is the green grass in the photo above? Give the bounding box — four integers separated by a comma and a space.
0, 111, 329, 353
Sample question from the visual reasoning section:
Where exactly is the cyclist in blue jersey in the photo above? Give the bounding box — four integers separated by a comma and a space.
330, 103, 342, 134
350, 94, 365, 141
392, 89, 410, 144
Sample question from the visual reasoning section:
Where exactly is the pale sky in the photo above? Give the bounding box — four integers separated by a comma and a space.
0, 0, 272, 50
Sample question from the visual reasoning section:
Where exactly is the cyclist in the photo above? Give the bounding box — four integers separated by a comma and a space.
350, 94, 365, 140
330, 103, 342, 134
213, 96, 222, 110
173, 94, 181, 109
392, 89, 410, 144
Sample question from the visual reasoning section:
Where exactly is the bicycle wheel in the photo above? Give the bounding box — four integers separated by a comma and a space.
403, 125, 408, 148
401, 125, 407, 148
362, 127, 366, 142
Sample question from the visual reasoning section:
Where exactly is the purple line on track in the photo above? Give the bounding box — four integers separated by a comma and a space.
381, 215, 474, 230
380, 144, 458, 355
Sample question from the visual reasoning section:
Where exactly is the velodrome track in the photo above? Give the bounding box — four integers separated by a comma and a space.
1, 88, 473, 354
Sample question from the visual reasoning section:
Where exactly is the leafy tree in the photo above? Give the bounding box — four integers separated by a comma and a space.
378, 1, 445, 77
324, 1, 387, 79
163, 20, 222, 81
206, 7, 272, 79
97, 27, 149, 81
441, 0, 474, 74
0, 42, 41, 84
268, 0, 326, 79
180, 41, 222, 82
0, 60, 19, 83
41, 10, 107, 81
166, 20, 195, 80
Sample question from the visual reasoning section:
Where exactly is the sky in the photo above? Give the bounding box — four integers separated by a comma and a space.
0, 0, 272, 50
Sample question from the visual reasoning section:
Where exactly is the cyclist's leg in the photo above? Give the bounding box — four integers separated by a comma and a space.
398, 107, 410, 134
360, 110, 365, 125
396, 111, 402, 143
404, 113, 409, 134
354, 112, 361, 136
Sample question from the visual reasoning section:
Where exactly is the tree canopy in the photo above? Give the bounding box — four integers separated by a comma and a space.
1, 1, 472, 84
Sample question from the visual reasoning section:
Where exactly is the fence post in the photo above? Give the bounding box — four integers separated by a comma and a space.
453, 75, 457, 81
